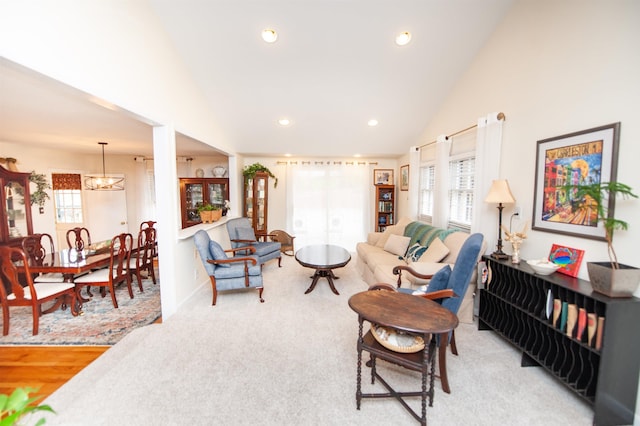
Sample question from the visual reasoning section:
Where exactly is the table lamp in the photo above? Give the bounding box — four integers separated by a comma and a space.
484, 179, 515, 259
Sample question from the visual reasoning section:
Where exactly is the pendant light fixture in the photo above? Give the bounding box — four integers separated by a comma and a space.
85, 142, 125, 191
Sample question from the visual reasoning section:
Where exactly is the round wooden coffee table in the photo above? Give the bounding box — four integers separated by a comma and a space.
295, 244, 351, 295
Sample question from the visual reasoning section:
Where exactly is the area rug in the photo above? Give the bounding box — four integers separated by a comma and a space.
0, 275, 161, 346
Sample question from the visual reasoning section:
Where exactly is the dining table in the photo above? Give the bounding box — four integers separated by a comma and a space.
16, 244, 112, 308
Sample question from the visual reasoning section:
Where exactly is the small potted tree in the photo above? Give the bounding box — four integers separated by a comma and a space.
571, 181, 639, 297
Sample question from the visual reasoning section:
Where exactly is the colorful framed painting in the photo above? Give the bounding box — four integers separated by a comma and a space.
531, 122, 620, 241
373, 169, 393, 186
549, 244, 584, 277
400, 164, 409, 191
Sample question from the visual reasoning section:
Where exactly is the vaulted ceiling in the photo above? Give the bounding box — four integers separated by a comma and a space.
0, 1, 515, 157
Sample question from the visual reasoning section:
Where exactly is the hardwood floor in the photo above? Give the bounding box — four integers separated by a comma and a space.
0, 346, 109, 400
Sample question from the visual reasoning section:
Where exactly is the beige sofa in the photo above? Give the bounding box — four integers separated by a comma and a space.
355, 218, 482, 323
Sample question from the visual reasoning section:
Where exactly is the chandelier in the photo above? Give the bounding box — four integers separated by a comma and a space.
85, 142, 125, 191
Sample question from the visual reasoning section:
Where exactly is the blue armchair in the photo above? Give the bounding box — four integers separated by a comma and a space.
194, 230, 264, 305
225, 218, 282, 267
391, 232, 484, 393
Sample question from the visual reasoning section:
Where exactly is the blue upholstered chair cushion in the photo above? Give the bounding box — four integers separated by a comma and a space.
236, 227, 257, 241
209, 240, 230, 267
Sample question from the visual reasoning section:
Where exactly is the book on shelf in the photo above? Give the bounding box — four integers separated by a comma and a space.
596, 316, 605, 350
566, 304, 578, 338
587, 313, 597, 347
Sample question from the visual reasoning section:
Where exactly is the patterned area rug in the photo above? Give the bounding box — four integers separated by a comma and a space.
0, 274, 161, 346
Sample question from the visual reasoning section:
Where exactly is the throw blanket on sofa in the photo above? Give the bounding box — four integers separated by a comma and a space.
404, 222, 457, 248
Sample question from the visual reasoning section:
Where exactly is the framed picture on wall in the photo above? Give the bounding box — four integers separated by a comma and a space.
373, 169, 393, 186
532, 122, 620, 240
400, 164, 409, 191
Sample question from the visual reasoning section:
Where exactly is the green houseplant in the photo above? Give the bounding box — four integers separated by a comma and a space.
0, 387, 54, 426
197, 203, 221, 223
29, 172, 51, 213
242, 163, 278, 188
571, 181, 639, 297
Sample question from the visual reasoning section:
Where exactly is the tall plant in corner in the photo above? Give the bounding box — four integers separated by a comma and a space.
571, 181, 637, 268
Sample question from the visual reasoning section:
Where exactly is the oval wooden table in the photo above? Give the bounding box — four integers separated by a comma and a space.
348, 290, 458, 425
294, 244, 351, 295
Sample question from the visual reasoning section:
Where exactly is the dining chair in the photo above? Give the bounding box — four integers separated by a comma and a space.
390, 232, 484, 394
0, 246, 79, 336
73, 233, 134, 308
66, 227, 92, 251
128, 226, 157, 292
139, 221, 158, 259
21, 233, 65, 283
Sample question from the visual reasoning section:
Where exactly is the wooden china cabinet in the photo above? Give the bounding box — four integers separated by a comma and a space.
179, 178, 229, 229
243, 171, 269, 239
0, 164, 33, 247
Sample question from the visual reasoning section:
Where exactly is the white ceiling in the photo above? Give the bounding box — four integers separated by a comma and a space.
0, 1, 515, 158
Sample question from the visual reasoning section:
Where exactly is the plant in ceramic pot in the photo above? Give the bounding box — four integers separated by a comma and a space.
570, 181, 639, 297
242, 162, 278, 188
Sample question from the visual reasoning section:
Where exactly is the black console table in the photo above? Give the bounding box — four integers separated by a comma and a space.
478, 256, 640, 426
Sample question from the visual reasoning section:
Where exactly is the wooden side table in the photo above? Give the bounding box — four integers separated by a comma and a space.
348, 290, 458, 425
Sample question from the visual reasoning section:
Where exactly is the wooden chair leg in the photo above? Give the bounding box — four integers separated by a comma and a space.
438, 332, 451, 394
31, 304, 40, 336
210, 277, 218, 306
108, 285, 119, 309
2, 302, 9, 336
450, 330, 458, 355
258, 287, 264, 303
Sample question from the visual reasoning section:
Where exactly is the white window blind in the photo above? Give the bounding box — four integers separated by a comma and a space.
418, 164, 435, 224
448, 156, 475, 232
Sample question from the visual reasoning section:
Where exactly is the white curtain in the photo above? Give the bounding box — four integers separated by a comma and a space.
286, 162, 370, 251
432, 135, 451, 228
471, 112, 505, 253
135, 159, 156, 224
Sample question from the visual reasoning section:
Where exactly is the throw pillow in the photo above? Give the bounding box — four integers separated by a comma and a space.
383, 234, 411, 257
370, 324, 425, 353
426, 264, 452, 292
405, 243, 427, 262
209, 240, 230, 267
416, 237, 450, 263
375, 224, 404, 248
236, 227, 257, 241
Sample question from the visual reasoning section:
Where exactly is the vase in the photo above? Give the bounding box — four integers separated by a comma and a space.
511, 243, 521, 264
587, 261, 640, 298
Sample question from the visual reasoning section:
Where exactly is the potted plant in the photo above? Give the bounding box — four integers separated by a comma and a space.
0, 387, 54, 425
570, 181, 639, 297
29, 171, 51, 214
197, 203, 222, 223
242, 163, 278, 188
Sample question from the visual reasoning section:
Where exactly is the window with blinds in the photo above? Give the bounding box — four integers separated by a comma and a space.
448, 156, 475, 232
418, 164, 435, 224
52, 173, 83, 223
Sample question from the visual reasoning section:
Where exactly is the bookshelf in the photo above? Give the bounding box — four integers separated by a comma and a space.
375, 185, 395, 232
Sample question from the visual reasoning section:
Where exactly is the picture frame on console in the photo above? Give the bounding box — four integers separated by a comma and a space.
373, 169, 393, 186
532, 122, 620, 240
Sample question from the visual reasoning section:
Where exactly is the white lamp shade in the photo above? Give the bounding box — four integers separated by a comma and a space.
484, 179, 515, 204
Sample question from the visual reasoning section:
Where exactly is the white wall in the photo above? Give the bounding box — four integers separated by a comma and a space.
410, 0, 640, 421
415, 0, 640, 282
0, 1, 235, 318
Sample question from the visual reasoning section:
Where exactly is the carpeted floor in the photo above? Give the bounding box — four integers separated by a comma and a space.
0, 274, 161, 345
41, 255, 593, 425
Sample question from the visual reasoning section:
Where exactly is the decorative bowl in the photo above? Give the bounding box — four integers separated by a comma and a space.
527, 259, 560, 275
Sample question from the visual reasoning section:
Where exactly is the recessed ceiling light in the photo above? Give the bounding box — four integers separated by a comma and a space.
278, 118, 291, 126
368, 119, 379, 127
262, 28, 278, 43
395, 31, 411, 46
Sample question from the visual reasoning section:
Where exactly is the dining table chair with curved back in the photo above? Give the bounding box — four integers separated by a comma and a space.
66, 227, 91, 252
21, 233, 65, 283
